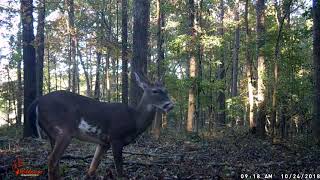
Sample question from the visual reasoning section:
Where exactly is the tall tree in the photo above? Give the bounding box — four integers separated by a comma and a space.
313, 0, 320, 143
94, 52, 102, 100
187, 0, 197, 132
256, 0, 266, 136
231, 0, 240, 97
121, 0, 128, 104
67, 0, 77, 93
16, 24, 23, 126
129, 0, 150, 106
245, 0, 255, 132
21, 0, 37, 137
36, 0, 45, 97
152, 0, 165, 138
271, 0, 292, 136
216, 0, 226, 125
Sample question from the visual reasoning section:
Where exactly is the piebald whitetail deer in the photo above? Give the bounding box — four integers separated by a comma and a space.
28, 72, 174, 179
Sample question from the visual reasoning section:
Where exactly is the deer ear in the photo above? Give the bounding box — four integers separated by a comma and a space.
134, 72, 149, 90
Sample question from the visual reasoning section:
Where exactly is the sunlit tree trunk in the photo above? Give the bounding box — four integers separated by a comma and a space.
130, 0, 150, 106
312, 0, 320, 144
216, 0, 226, 126
187, 0, 197, 132
256, 0, 266, 136
245, 0, 255, 133
22, 0, 37, 137
36, 0, 45, 97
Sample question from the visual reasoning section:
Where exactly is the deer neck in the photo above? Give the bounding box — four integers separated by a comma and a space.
135, 93, 156, 133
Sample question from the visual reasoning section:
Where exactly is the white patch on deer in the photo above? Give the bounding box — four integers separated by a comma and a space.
55, 126, 64, 135
79, 117, 100, 135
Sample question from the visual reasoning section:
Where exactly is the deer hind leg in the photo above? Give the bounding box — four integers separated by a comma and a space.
48, 134, 71, 180
87, 143, 110, 177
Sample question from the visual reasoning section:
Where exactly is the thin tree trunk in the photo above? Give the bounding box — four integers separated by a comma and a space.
47, 36, 51, 93
121, 0, 128, 104
22, 0, 37, 137
36, 0, 45, 97
187, 0, 197, 132
271, 0, 292, 137
78, 44, 91, 96
105, 54, 111, 102
94, 52, 102, 100
16, 24, 22, 126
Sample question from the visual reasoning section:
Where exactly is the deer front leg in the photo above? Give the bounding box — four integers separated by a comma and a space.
87, 143, 110, 177
48, 135, 71, 180
111, 141, 124, 177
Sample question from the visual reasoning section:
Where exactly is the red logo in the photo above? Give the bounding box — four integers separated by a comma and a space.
12, 157, 44, 177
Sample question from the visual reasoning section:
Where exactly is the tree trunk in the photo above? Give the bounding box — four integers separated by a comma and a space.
47, 39, 51, 93
67, 0, 77, 93
271, 0, 292, 137
153, 0, 165, 138
231, 0, 239, 97
121, 0, 128, 104
36, 0, 45, 97
94, 52, 102, 100
187, 0, 197, 132
22, 0, 37, 137
78, 44, 91, 96
256, 0, 266, 136
130, 0, 150, 106
313, 0, 320, 144
216, 0, 226, 126
245, 0, 255, 133
16, 25, 22, 126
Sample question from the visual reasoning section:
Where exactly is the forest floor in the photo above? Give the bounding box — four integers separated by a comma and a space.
0, 126, 320, 180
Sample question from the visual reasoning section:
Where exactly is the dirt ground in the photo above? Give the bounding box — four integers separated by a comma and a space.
1, 128, 320, 179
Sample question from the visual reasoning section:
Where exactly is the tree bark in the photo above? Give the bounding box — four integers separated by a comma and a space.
231, 0, 240, 97
36, 0, 45, 97
153, 0, 165, 138
67, 0, 77, 93
16, 24, 22, 126
256, 0, 266, 136
312, 0, 320, 144
121, 0, 128, 104
130, 0, 150, 106
187, 0, 197, 132
94, 52, 102, 100
78, 44, 91, 96
22, 0, 37, 137
271, 0, 292, 137
216, 0, 226, 125
245, 0, 255, 132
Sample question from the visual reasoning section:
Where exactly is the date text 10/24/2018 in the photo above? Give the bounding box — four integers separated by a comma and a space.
240, 173, 320, 179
